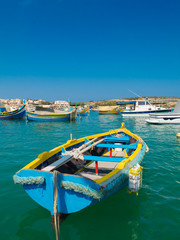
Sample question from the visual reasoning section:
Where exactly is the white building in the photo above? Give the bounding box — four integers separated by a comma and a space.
54, 100, 70, 110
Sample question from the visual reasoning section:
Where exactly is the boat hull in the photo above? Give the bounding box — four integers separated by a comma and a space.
27, 112, 72, 122
99, 111, 120, 115
146, 115, 180, 124
14, 126, 148, 216
77, 109, 89, 116
122, 109, 171, 117
15, 143, 146, 215
0, 105, 26, 120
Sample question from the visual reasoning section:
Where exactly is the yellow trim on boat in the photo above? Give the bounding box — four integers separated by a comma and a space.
124, 149, 128, 157
21, 128, 121, 170
20, 123, 142, 175
94, 142, 142, 184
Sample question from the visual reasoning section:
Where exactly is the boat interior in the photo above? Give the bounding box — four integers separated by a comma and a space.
33, 106, 71, 114
37, 133, 138, 181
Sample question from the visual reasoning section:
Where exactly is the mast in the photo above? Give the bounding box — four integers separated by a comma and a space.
128, 89, 152, 107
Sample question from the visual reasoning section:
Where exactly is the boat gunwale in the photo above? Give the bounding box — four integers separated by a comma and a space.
99, 110, 121, 114
20, 126, 143, 177
0, 104, 26, 117
27, 111, 72, 117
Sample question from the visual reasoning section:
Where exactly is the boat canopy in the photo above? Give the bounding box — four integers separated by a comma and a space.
116, 101, 136, 105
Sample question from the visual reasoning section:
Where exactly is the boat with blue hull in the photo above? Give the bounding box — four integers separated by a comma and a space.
0, 104, 26, 120
14, 123, 148, 230
27, 109, 76, 122
77, 108, 89, 116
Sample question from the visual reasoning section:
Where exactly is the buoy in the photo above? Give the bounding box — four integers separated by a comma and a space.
176, 133, 180, 138
128, 164, 143, 195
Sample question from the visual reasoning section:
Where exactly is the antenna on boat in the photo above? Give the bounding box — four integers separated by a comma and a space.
128, 89, 143, 99
128, 89, 152, 106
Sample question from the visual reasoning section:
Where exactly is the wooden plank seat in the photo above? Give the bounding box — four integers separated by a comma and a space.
42, 155, 72, 172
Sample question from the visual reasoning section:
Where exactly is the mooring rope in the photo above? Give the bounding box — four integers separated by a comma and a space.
13, 175, 45, 185
53, 170, 60, 240
61, 181, 103, 199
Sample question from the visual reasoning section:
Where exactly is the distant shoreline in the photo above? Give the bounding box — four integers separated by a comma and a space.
0, 96, 179, 110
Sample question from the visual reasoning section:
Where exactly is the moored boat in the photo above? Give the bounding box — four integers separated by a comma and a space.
146, 101, 180, 124
27, 107, 77, 122
98, 106, 121, 115
117, 98, 171, 117
14, 123, 148, 228
99, 110, 121, 115
77, 107, 89, 116
0, 104, 26, 120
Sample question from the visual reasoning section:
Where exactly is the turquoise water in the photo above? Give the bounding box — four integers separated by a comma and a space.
0, 112, 180, 240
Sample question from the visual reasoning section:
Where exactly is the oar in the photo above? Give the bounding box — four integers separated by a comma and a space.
42, 137, 105, 172
63, 138, 104, 160
79, 138, 104, 154
78, 137, 98, 151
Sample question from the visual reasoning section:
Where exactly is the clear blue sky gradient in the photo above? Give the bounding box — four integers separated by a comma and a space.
0, 0, 180, 101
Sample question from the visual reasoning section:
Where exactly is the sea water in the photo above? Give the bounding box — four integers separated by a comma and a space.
0, 112, 179, 240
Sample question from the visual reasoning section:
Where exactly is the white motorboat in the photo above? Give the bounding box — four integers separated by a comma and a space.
117, 98, 171, 117
146, 101, 180, 124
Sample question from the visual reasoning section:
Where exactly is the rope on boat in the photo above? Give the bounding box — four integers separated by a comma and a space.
53, 170, 60, 240
61, 181, 103, 199
13, 175, 45, 185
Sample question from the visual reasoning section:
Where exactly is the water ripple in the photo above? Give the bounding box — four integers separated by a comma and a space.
0, 112, 180, 240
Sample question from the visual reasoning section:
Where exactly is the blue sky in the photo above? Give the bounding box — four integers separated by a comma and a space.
0, 0, 179, 101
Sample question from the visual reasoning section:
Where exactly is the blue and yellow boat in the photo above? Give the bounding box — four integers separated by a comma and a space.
98, 106, 121, 115
0, 104, 26, 120
27, 108, 76, 122
14, 123, 148, 229
99, 109, 121, 115
77, 108, 89, 116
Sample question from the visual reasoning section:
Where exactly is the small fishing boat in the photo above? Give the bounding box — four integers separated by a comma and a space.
99, 106, 121, 115
77, 108, 89, 116
117, 98, 171, 117
27, 107, 76, 122
14, 123, 148, 230
0, 104, 26, 120
91, 108, 99, 112
146, 101, 180, 124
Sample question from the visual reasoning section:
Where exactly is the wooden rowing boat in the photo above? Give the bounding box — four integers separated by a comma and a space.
14, 123, 148, 228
